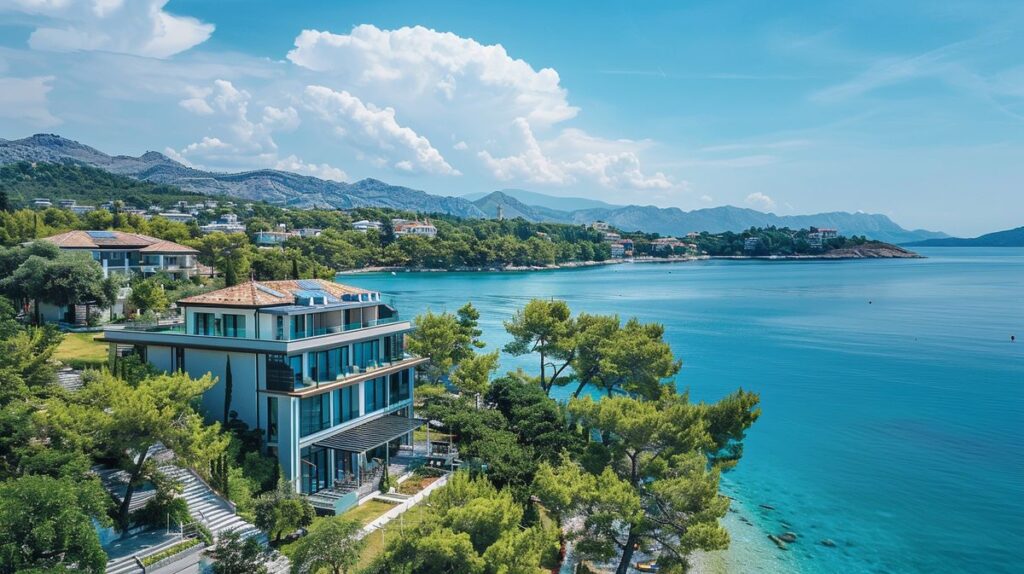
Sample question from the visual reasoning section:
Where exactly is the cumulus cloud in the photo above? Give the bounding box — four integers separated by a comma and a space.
745, 192, 776, 211
0, 75, 60, 127
171, 79, 344, 178
303, 84, 459, 176
287, 25, 577, 127
6, 0, 214, 58
479, 118, 673, 190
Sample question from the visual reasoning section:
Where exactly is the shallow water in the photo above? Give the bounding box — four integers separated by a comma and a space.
340, 247, 1024, 573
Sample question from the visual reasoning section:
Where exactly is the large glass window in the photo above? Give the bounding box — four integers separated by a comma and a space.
290, 315, 309, 339
267, 354, 296, 391
334, 385, 359, 425
300, 446, 329, 494
353, 340, 380, 369
300, 394, 331, 437
289, 355, 304, 389
383, 333, 405, 362
223, 314, 246, 338
389, 369, 411, 404
267, 396, 278, 443
364, 377, 387, 413
313, 347, 345, 383
193, 312, 214, 336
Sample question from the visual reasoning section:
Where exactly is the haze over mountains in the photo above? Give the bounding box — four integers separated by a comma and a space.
1, 134, 948, 243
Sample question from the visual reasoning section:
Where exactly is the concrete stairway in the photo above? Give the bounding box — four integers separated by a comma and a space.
159, 466, 262, 541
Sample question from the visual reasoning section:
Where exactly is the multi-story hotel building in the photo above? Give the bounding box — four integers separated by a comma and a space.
99, 279, 426, 513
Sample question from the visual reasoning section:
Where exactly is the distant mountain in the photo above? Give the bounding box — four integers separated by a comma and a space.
0, 134, 486, 217
471, 191, 947, 244
463, 188, 620, 211
904, 226, 1024, 247
1, 134, 948, 243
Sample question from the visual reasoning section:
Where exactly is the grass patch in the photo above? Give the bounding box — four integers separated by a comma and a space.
54, 332, 107, 369
341, 499, 397, 526
354, 497, 436, 570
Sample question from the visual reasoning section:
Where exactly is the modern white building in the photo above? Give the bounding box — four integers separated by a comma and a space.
99, 279, 426, 513
352, 220, 382, 232
200, 214, 247, 234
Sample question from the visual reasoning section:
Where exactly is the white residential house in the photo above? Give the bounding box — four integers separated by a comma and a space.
200, 213, 247, 234
394, 221, 437, 238
353, 220, 382, 233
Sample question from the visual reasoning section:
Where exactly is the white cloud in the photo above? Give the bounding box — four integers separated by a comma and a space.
478, 117, 673, 190
287, 24, 577, 127
171, 79, 345, 179
700, 194, 714, 203
453, 140, 468, 151
303, 84, 459, 176
275, 155, 347, 182
745, 192, 776, 211
6, 0, 214, 58
0, 75, 60, 126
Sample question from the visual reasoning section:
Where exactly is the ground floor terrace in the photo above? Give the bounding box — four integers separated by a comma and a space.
298, 414, 458, 515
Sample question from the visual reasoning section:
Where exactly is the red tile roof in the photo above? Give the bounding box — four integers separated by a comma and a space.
40, 230, 197, 253
177, 279, 372, 307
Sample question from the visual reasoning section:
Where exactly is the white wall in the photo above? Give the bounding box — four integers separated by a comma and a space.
182, 348, 259, 428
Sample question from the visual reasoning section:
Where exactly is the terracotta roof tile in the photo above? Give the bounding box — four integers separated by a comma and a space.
40, 230, 196, 253
178, 279, 373, 307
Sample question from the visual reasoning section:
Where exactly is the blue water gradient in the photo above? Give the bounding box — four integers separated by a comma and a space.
340, 248, 1024, 573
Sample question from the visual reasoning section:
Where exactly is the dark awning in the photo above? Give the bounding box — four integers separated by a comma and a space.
313, 415, 425, 452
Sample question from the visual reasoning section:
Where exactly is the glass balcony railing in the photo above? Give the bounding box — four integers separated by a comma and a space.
280, 315, 402, 341
266, 352, 416, 393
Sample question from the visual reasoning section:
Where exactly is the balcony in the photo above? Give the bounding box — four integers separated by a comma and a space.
277, 315, 401, 342
266, 352, 419, 393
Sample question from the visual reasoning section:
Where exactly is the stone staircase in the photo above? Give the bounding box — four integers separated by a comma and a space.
160, 466, 262, 541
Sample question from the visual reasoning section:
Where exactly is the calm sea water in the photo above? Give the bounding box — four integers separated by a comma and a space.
340, 248, 1024, 573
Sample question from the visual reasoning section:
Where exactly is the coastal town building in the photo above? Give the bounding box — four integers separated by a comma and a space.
32, 198, 53, 209
609, 239, 635, 258
352, 220, 382, 233
99, 279, 425, 513
393, 219, 437, 238
155, 211, 195, 223
806, 228, 837, 249
743, 237, 761, 251
601, 231, 621, 242
590, 221, 611, 231
38, 230, 199, 280
200, 213, 247, 234
254, 230, 295, 246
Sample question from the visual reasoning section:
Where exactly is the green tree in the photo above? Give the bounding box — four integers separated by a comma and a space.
450, 350, 499, 400
254, 477, 315, 543
128, 277, 169, 316
210, 530, 269, 574
503, 299, 575, 395
223, 356, 233, 424
290, 517, 364, 574
576, 317, 680, 400
51, 371, 228, 528
534, 391, 760, 574
0, 474, 111, 574
387, 527, 485, 574
1, 248, 115, 324
407, 304, 483, 385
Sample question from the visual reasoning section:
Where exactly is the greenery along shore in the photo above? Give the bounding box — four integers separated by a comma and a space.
0, 287, 760, 574
0, 162, 911, 281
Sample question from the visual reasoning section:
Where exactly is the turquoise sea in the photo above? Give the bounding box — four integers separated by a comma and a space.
340, 247, 1024, 573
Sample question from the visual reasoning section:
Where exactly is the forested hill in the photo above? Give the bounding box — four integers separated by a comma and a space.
904, 226, 1024, 247
0, 134, 485, 216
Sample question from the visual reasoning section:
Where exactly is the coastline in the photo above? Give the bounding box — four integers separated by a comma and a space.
336, 248, 921, 275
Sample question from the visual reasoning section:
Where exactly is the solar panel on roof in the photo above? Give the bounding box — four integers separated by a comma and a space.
86, 231, 116, 238
255, 284, 286, 298
296, 279, 322, 290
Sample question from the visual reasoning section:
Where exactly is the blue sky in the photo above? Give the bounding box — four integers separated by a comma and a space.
1, 0, 1022, 236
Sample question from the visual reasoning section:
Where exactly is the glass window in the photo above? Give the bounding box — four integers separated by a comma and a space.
267, 396, 278, 443
389, 370, 410, 404
193, 312, 214, 336
300, 446, 328, 494
300, 394, 331, 437
290, 315, 306, 339
334, 385, 359, 425
364, 377, 387, 413
223, 314, 246, 338
353, 340, 380, 369
289, 355, 304, 389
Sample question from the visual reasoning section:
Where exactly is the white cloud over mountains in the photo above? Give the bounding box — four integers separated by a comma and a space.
3, 0, 214, 58
0, 9, 676, 195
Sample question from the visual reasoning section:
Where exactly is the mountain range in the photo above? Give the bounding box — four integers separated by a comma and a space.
1, 134, 948, 243
468, 190, 948, 244
904, 226, 1024, 247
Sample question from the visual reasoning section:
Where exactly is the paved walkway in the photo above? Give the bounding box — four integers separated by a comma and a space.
359, 473, 450, 538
